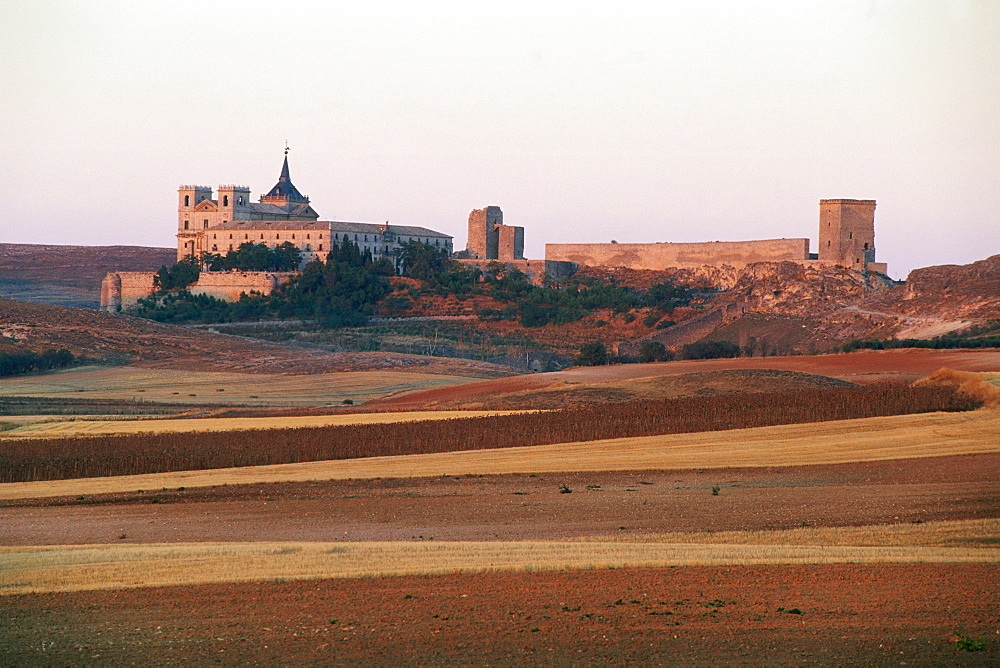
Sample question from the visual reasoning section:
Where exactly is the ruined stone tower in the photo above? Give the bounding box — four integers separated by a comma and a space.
818, 199, 884, 273
466, 206, 524, 261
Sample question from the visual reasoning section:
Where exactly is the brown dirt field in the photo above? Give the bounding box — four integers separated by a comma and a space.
4, 454, 997, 545
3, 564, 997, 665
370, 349, 1000, 409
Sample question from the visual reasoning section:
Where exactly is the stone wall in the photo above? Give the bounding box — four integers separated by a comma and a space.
545, 238, 810, 272
189, 272, 295, 301
454, 259, 578, 285
100, 272, 157, 311
100, 271, 296, 310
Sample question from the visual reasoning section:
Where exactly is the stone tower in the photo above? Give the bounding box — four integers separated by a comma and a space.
818, 199, 878, 271
466, 206, 524, 261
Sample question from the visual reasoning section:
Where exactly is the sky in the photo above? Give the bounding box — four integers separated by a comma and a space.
2, 0, 997, 280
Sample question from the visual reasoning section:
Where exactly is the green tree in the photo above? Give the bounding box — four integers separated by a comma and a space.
576, 341, 609, 366
639, 340, 672, 362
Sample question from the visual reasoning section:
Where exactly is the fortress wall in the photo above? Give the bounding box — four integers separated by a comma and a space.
100, 272, 157, 311
454, 259, 577, 285
545, 238, 810, 271
188, 272, 295, 301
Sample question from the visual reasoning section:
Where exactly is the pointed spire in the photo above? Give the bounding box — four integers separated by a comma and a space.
262, 148, 307, 202
279, 154, 291, 182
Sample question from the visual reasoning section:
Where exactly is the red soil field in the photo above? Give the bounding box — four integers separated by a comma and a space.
3, 565, 996, 665
370, 348, 1000, 409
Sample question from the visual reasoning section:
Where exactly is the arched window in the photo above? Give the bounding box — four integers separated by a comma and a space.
223, 195, 229, 206
318, 244, 323, 251
203, 220, 209, 229
184, 195, 190, 206
184, 221, 189, 230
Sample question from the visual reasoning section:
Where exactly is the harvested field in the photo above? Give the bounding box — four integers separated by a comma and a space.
371, 348, 1000, 409
3, 531, 997, 595
2, 409, 997, 500
0, 366, 478, 408
2, 565, 996, 665
0, 410, 529, 439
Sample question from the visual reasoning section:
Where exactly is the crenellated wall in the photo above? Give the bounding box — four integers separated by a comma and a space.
545, 238, 811, 272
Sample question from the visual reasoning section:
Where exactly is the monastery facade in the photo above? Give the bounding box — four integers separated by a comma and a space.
177, 154, 452, 266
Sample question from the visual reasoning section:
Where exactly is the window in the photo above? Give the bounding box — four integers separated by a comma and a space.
291, 234, 295, 240
212, 245, 218, 251
260, 234, 264, 239
229, 234, 232, 239
203, 220, 209, 229
306, 234, 310, 239
223, 195, 229, 206
848, 232, 853, 239
319, 244, 323, 251
184, 195, 190, 206
244, 234, 248, 239
229, 245, 233, 251
276, 234, 280, 240
237, 196, 244, 205
212, 234, 216, 239
306, 244, 312, 251
184, 221, 189, 230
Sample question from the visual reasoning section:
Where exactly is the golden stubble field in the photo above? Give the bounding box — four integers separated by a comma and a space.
0, 365, 479, 407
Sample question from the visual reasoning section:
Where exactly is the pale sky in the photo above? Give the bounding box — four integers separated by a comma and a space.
2, 0, 997, 279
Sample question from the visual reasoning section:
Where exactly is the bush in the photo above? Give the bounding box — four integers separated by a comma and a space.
638, 341, 673, 363
680, 340, 741, 360
576, 341, 609, 366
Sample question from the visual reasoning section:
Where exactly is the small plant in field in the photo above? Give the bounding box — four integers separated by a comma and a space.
559, 484, 572, 494
711, 486, 720, 496
955, 634, 986, 651
342, 399, 354, 405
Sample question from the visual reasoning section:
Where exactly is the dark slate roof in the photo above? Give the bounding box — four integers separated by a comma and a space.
263, 155, 308, 201
207, 219, 452, 239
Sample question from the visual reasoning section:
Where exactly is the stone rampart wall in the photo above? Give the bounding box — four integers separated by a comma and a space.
100, 272, 157, 311
545, 239, 810, 272
454, 259, 577, 285
100, 271, 296, 310
188, 272, 295, 301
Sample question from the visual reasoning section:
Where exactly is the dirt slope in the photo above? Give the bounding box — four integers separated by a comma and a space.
0, 298, 510, 376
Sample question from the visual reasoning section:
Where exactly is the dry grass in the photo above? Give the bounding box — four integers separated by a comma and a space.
0, 366, 476, 407
2, 408, 998, 501
2, 525, 996, 595
1, 410, 534, 439
914, 368, 1000, 408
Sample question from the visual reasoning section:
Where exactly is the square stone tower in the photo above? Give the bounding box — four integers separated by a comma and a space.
466, 206, 525, 261
818, 199, 879, 271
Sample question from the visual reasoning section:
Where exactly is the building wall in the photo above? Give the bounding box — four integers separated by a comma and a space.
819, 199, 877, 270
545, 238, 811, 271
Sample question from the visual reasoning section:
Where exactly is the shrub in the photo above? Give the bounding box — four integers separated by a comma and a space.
576, 341, 609, 366
638, 341, 673, 363
680, 340, 741, 360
